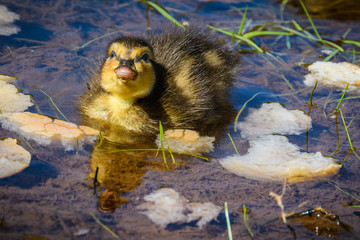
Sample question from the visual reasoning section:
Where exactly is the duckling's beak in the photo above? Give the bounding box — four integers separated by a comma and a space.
115, 59, 137, 82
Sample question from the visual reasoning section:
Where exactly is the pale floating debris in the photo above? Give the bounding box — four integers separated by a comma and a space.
219, 135, 340, 184
137, 188, 221, 229
0, 112, 99, 150
156, 129, 215, 154
0, 73, 18, 82
304, 61, 360, 92
0, 138, 31, 178
0, 5, 20, 36
74, 229, 90, 237
0, 80, 33, 113
238, 103, 311, 138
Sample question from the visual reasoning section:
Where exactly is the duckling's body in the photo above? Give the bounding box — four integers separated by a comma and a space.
80, 28, 239, 142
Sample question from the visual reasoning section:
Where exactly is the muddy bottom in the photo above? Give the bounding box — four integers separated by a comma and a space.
1, 1, 360, 239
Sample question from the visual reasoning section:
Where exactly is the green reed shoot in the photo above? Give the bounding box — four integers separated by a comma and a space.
234, 92, 266, 131
243, 204, 254, 238
333, 84, 349, 113
33, 85, 70, 122
141, 0, 185, 29
160, 122, 175, 163
94, 130, 103, 150
339, 109, 360, 160
238, 6, 248, 35
207, 25, 264, 52
158, 122, 169, 169
309, 81, 318, 106
90, 213, 119, 239
224, 202, 233, 240
323, 49, 339, 62
228, 133, 239, 155
299, 0, 322, 42
343, 40, 360, 48
340, 149, 352, 165
158, 121, 175, 169
353, 49, 356, 63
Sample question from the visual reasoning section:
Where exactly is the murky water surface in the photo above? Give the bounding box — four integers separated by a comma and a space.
1, 0, 360, 239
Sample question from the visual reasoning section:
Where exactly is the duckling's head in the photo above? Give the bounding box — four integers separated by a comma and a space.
101, 36, 155, 100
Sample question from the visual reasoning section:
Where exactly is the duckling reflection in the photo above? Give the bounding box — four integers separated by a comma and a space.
80, 27, 239, 144
88, 139, 172, 213
288, 0, 360, 21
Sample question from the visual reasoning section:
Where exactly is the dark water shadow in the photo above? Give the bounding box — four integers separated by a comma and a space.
0, 157, 58, 189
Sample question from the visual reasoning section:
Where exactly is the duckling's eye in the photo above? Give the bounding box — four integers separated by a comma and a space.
109, 51, 116, 59
140, 53, 149, 62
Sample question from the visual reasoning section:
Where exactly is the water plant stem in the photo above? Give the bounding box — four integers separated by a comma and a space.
328, 181, 360, 202
33, 85, 70, 122
227, 133, 239, 155
140, 0, 185, 29
238, 6, 248, 35
339, 109, 360, 160
243, 204, 254, 238
224, 202, 233, 240
333, 84, 349, 113
309, 81, 318, 106
299, 0, 322, 42
159, 121, 175, 163
73, 31, 123, 51
234, 92, 266, 131
90, 213, 119, 239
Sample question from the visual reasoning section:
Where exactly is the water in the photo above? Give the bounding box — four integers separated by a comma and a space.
1, 0, 360, 239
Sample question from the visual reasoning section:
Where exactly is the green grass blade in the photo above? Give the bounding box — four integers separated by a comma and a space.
243, 204, 254, 238
322, 40, 344, 52
141, 0, 185, 29
159, 121, 175, 163
33, 85, 70, 122
343, 39, 360, 48
224, 202, 233, 240
299, 0, 322, 41
323, 49, 339, 62
333, 84, 349, 113
90, 213, 119, 239
158, 121, 169, 169
243, 30, 293, 39
94, 130, 103, 150
207, 25, 263, 52
309, 81, 318, 106
291, 20, 303, 31
238, 6, 248, 35
234, 92, 266, 131
339, 109, 360, 160
227, 133, 239, 155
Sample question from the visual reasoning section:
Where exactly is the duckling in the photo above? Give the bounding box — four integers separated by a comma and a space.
80, 27, 239, 142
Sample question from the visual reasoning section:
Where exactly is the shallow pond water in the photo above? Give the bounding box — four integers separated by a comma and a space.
1, 0, 360, 239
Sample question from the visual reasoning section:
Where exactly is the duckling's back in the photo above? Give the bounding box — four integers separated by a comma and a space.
149, 27, 240, 133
